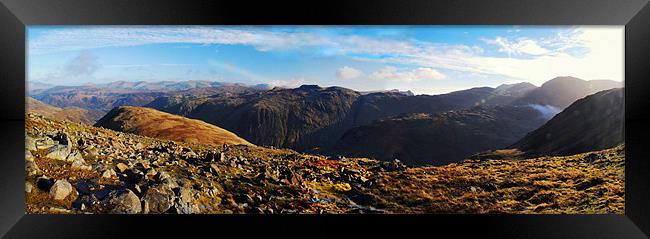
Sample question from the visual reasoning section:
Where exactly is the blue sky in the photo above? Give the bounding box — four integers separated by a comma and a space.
27, 26, 623, 95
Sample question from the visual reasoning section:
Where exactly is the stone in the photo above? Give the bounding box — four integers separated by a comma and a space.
66, 151, 84, 163
72, 157, 92, 170
26, 160, 41, 176
142, 185, 175, 214
209, 163, 220, 174
116, 163, 129, 173
102, 169, 117, 178
175, 203, 201, 214
25, 134, 37, 151
50, 179, 73, 200
108, 190, 142, 214
25, 150, 34, 161
177, 186, 195, 205
25, 182, 33, 193
156, 171, 179, 188
35, 137, 57, 150
45, 144, 71, 161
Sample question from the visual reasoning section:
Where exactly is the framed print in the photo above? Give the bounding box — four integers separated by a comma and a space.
0, 0, 649, 238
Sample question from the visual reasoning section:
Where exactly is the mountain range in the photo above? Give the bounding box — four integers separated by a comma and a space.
27, 76, 623, 166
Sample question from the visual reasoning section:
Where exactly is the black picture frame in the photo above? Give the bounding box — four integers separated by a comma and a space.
1, 0, 649, 238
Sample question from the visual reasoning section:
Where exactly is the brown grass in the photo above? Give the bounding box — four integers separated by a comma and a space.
106, 106, 252, 146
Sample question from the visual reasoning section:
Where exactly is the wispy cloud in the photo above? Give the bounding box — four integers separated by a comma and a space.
369, 66, 446, 82
105, 63, 194, 68
336, 66, 363, 79
482, 37, 549, 56
207, 59, 268, 82
29, 26, 624, 86
268, 78, 306, 88
63, 51, 101, 76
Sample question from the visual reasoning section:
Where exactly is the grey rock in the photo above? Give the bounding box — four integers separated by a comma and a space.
108, 190, 142, 214
102, 169, 117, 178
26, 160, 41, 176
25, 182, 33, 193
25, 135, 37, 151
35, 137, 56, 150
72, 157, 92, 170
50, 179, 73, 200
46, 144, 71, 161
66, 151, 84, 163
142, 185, 175, 214
25, 150, 34, 161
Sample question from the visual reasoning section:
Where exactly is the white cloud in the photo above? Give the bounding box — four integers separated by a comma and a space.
336, 66, 363, 79
483, 37, 549, 56
63, 51, 101, 76
30, 26, 624, 86
369, 66, 446, 82
363, 27, 623, 85
29, 27, 331, 55
267, 78, 306, 88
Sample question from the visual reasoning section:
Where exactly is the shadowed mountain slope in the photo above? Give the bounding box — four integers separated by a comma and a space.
146, 84, 535, 151
27, 97, 103, 124
330, 105, 547, 166
508, 88, 624, 157
513, 76, 621, 109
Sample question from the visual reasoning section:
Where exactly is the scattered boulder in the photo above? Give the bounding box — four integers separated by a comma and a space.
66, 151, 84, 163
108, 189, 142, 214
102, 169, 117, 178
50, 179, 73, 200
25, 182, 33, 193
35, 137, 57, 150
142, 185, 175, 214
25, 135, 37, 151
45, 144, 71, 161
116, 163, 129, 173
71, 157, 92, 170
26, 160, 41, 176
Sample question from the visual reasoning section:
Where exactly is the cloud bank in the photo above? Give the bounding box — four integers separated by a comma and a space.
29, 26, 624, 86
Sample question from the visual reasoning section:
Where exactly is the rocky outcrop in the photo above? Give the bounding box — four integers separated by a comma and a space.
331, 105, 547, 166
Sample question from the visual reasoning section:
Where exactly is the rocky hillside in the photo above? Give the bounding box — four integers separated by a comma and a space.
507, 88, 624, 157
94, 106, 252, 146
24, 113, 624, 214
27, 97, 104, 124
331, 105, 547, 166
513, 76, 621, 109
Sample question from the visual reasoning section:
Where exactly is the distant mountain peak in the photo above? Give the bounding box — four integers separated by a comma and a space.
297, 85, 322, 90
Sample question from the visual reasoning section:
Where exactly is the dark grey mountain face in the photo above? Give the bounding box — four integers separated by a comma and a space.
330, 105, 547, 166
145, 83, 536, 152
509, 88, 624, 157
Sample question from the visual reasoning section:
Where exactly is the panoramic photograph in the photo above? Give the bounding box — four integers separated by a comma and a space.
25, 26, 624, 214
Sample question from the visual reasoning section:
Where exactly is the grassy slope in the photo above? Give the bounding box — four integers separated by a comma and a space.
27, 97, 100, 125
95, 106, 252, 146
